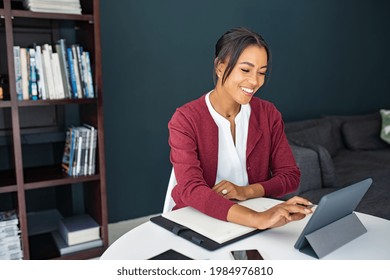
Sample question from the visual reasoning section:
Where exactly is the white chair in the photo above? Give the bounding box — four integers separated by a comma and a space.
163, 168, 177, 213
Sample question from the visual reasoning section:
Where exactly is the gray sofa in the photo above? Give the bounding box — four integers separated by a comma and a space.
282, 112, 390, 220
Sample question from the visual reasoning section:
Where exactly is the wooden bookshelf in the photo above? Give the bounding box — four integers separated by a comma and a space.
0, 0, 108, 260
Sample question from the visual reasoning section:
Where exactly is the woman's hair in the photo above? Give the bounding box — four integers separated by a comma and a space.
213, 27, 271, 85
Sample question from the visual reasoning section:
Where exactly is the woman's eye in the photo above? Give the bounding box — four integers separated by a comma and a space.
241, 68, 249, 73
258, 72, 266, 76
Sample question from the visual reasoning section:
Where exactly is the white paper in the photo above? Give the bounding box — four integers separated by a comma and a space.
161, 197, 281, 244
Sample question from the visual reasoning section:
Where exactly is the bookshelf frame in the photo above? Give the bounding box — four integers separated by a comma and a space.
0, 0, 108, 260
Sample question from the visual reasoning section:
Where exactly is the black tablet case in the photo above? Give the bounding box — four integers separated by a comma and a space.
150, 215, 264, 251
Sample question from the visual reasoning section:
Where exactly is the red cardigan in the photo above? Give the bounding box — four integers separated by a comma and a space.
168, 94, 300, 221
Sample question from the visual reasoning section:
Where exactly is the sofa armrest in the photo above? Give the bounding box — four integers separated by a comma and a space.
281, 144, 323, 200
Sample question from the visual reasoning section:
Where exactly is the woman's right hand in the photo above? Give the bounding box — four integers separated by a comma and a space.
256, 196, 313, 229
227, 196, 313, 230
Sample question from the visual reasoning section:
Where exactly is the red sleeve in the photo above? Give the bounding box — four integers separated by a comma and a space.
260, 109, 300, 197
168, 109, 235, 221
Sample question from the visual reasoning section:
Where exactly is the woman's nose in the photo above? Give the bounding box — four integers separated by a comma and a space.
248, 73, 260, 87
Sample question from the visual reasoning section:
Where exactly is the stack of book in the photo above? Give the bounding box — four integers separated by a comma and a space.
52, 214, 102, 255
13, 39, 94, 101
23, 0, 82, 15
0, 210, 23, 260
62, 124, 97, 177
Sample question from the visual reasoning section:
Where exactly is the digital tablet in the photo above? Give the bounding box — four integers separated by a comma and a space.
294, 178, 372, 250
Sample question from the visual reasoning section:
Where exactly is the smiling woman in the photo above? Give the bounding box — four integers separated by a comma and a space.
167, 27, 312, 230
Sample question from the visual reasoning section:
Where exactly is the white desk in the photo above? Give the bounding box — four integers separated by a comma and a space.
100, 207, 390, 260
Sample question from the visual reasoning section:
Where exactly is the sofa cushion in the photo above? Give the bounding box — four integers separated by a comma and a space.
380, 109, 390, 144
342, 118, 388, 150
289, 140, 336, 187
310, 144, 336, 187
322, 112, 380, 151
286, 121, 339, 157
281, 144, 323, 200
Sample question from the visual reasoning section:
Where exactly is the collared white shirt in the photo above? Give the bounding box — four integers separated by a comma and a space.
205, 91, 250, 186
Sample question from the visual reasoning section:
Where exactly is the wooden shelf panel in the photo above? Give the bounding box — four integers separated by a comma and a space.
17, 98, 97, 107
0, 101, 11, 108
24, 165, 100, 190
0, 185, 18, 193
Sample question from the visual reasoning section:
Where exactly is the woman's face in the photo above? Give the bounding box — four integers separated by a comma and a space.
217, 45, 268, 105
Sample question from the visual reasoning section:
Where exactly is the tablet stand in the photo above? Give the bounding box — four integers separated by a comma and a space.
299, 212, 367, 259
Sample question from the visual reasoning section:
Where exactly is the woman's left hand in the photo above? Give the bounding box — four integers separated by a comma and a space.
212, 180, 263, 201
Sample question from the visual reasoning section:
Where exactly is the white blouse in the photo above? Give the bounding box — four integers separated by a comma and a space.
205, 91, 250, 186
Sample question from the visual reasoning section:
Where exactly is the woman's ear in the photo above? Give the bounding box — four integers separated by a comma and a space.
214, 58, 224, 79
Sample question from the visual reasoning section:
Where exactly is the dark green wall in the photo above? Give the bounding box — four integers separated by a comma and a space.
100, 0, 390, 222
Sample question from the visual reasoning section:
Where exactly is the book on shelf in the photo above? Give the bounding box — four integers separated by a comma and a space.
13, 40, 95, 101
84, 51, 95, 98
56, 39, 71, 99
0, 225, 20, 239
51, 52, 66, 99
74, 128, 82, 176
13, 46, 23, 100
83, 123, 97, 175
62, 124, 97, 177
51, 231, 103, 255
76, 126, 91, 176
66, 47, 79, 98
61, 129, 72, 175
0, 249, 23, 260
34, 45, 47, 100
23, 0, 82, 15
58, 214, 100, 246
28, 48, 39, 100
0, 210, 23, 260
20, 47, 29, 100
71, 45, 83, 98
41, 44, 57, 99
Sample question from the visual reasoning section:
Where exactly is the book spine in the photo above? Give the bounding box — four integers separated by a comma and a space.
34, 45, 47, 100
81, 51, 89, 98
75, 45, 87, 98
83, 124, 97, 175
51, 52, 65, 99
28, 48, 38, 100
84, 51, 95, 98
83, 128, 90, 176
66, 47, 78, 99
42, 44, 57, 100
68, 128, 75, 176
56, 39, 71, 99
78, 128, 87, 176
71, 45, 83, 98
75, 130, 82, 176
61, 130, 71, 174
13, 46, 23, 101
91, 127, 97, 175
20, 48, 29, 100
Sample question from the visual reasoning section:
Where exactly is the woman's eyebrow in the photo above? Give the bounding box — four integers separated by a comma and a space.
239, 62, 268, 69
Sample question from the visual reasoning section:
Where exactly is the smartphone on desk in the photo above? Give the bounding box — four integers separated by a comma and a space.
231, 249, 264, 260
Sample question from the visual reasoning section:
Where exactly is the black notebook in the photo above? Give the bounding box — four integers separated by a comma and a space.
150, 215, 263, 251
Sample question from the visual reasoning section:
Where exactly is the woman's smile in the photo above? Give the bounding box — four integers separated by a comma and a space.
240, 86, 255, 97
